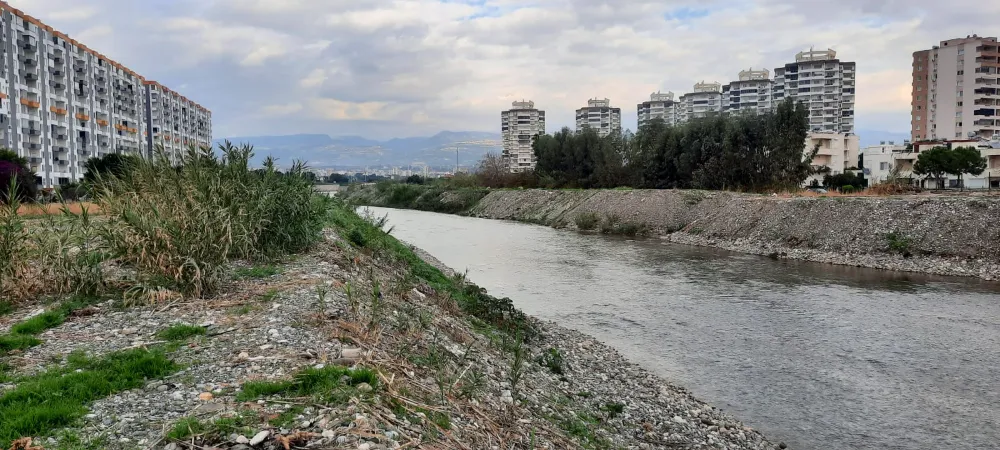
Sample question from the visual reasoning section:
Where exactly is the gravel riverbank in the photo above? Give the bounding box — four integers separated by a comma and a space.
1, 229, 781, 450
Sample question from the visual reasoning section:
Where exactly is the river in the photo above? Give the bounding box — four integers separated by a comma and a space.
362, 206, 1000, 450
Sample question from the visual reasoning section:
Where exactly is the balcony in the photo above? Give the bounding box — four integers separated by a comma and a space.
24, 73, 38, 83
19, 98, 40, 108
75, 113, 90, 121
22, 56, 37, 67
21, 126, 41, 136
49, 106, 67, 115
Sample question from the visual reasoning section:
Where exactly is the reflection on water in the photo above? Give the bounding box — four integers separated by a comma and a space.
364, 207, 1000, 450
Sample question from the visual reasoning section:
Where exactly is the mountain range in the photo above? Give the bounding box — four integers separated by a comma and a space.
213, 131, 502, 169
214, 129, 911, 170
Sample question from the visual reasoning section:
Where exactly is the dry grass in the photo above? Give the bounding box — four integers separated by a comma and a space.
16, 202, 101, 217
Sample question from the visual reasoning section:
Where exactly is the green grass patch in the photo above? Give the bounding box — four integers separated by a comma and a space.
559, 413, 610, 449
166, 411, 258, 442
0, 348, 179, 446
234, 265, 282, 280
0, 294, 105, 356
167, 417, 206, 440
268, 405, 305, 428
0, 302, 13, 317
10, 311, 65, 335
237, 365, 378, 402
156, 324, 207, 341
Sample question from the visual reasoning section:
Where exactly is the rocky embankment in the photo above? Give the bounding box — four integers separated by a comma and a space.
348, 186, 1000, 280
1, 227, 780, 449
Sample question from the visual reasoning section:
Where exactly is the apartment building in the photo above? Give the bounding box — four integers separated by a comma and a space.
575, 98, 621, 137
637, 91, 679, 129
722, 69, 774, 114
860, 142, 908, 184
500, 100, 545, 172
677, 82, 723, 124
804, 132, 860, 186
145, 82, 213, 164
0, 2, 210, 188
773, 48, 856, 134
911, 35, 1000, 142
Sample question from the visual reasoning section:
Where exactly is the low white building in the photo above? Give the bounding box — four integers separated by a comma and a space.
803, 132, 860, 186
861, 142, 908, 184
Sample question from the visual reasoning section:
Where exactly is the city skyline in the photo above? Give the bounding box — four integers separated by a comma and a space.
9, 0, 997, 140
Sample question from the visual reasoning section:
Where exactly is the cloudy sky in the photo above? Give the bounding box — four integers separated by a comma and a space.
12, 0, 999, 140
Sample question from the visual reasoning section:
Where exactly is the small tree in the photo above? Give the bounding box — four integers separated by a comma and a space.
949, 146, 986, 191
476, 152, 509, 188
0, 149, 39, 203
913, 146, 952, 189
83, 154, 138, 183
405, 174, 425, 185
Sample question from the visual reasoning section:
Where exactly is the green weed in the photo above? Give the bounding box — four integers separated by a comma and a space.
10, 311, 65, 335
574, 212, 600, 231
537, 347, 566, 375
0, 348, 178, 446
885, 232, 912, 255
156, 324, 206, 341
237, 365, 377, 402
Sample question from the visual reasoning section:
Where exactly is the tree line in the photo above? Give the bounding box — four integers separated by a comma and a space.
480, 98, 816, 191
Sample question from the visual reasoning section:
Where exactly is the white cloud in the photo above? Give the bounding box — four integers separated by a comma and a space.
14, 0, 1000, 138
261, 103, 304, 116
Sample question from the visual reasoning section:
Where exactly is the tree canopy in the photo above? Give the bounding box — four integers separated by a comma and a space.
0, 148, 38, 203
531, 98, 814, 191
913, 146, 986, 189
83, 153, 140, 183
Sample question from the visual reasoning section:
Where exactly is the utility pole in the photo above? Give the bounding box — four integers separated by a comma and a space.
455, 149, 459, 174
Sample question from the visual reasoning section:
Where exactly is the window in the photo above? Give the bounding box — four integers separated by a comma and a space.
916, 125, 922, 130
917, 86, 923, 91
916, 115, 922, 120
958, 101, 963, 106
880, 162, 890, 170
959, 49, 965, 55
918, 66, 924, 71
956, 132, 963, 138
917, 96, 923, 101
958, 70, 965, 76
917, 106, 922, 110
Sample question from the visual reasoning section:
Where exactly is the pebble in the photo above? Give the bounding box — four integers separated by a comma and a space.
249, 430, 270, 446
235, 435, 250, 444
198, 392, 214, 401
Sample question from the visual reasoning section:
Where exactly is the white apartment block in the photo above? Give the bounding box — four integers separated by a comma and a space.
773, 49, 856, 134
912, 35, 1000, 142
860, 142, 908, 184
637, 91, 679, 129
0, 2, 210, 189
500, 100, 544, 172
677, 82, 723, 124
575, 98, 621, 137
803, 132, 860, 186
145, 82, 213, 164
722, 69, 774, 114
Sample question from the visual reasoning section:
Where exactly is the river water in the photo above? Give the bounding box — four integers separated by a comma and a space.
363, 207, 1000, 450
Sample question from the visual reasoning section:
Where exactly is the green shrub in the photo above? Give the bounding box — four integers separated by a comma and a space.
885, 232, 912, 254
574, 212, 600, 230
537, 347, 565, 375
93, 143, 325, 296
841, 185, 855, 193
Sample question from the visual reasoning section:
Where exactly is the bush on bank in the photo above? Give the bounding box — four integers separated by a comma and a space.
0, 142, 326, 302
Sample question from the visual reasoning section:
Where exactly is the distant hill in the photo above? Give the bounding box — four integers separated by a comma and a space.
215, 131, 501, 169
857, 130, 910, 148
